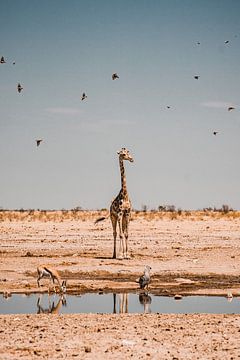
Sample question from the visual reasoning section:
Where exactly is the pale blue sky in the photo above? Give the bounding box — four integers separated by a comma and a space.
0, 0, 240, 210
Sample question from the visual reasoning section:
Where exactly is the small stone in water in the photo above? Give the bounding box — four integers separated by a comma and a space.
174, 294, 183, 300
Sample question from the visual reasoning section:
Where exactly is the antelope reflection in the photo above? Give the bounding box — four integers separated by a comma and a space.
37, 294, 67, 314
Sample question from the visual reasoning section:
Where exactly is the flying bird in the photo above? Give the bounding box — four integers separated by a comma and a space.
138, 265, 151, 290
228, 106, 235, 111
224, 40, 229, 44
36, 139, 43, 147
167, 106, 171, 109
213, 131, 218, 136
0, 56, 6, 64
81, 92, 87, 101
12, 61, 16, 65
196, 41, 201, 45
112, 73, 119, 80
17, 83, 23, 93
194, 75, 200, 80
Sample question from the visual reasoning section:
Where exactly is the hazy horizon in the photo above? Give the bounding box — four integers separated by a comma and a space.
1, 0, 240, 210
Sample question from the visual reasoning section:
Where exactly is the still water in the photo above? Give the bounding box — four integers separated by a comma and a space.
0, 293, 239, 315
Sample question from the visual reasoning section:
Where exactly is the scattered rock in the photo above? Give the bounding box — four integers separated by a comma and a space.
122, 339, 136, 346
22, 280, 30, 287
26, 251, 33, 257
33, 350, 41, 356
84, 346, 91, 353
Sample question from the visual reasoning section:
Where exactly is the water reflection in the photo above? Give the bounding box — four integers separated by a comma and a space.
37, 294, 67, 314
139, 293, 152, 313
1, 292, 240, 315
113, 293, 128, 313
112, 292, 152, 314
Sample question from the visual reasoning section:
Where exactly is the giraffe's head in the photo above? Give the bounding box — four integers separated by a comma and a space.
117, 148, 134, 162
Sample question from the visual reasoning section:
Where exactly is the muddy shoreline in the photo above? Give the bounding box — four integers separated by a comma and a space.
1, 210, 240, 358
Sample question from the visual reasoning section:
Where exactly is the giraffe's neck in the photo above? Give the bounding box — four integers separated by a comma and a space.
119, 158, 128, 197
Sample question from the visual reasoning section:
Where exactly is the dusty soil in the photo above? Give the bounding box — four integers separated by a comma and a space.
0, 210, 240, 359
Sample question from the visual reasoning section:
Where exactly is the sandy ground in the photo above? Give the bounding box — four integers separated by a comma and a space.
1, 210, 240, 359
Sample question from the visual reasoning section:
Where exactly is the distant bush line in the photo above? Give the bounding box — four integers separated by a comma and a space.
0, 204, 239, 222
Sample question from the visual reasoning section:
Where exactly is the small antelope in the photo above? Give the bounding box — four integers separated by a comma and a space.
37, 265, 67, 293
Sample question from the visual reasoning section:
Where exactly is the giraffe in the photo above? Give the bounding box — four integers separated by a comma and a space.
110, 148, 134, 259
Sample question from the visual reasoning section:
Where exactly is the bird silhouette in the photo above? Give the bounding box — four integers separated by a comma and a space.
228, 107, 235, 111
0, 56, 6, 64
36, 139, 43, 147
112, 73, 119, 80
213, 131, 218, 136
17, 83, 23, 93
167, 106, 171, 109
196, 41, 201, 45
224, 40, 229, 44
194, 75, 200, 80
81, 92, 87, 101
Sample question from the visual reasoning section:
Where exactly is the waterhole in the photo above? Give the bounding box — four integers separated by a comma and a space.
0, 293, 239, 314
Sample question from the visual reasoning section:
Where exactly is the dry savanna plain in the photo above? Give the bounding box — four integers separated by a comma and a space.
1, 210, 240, 359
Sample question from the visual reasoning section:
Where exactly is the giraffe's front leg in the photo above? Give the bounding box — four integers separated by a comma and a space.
110, 215, 117, 259
118, 213, 124, 259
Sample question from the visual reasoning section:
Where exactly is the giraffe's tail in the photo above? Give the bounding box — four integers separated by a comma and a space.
94, 216, 109, 225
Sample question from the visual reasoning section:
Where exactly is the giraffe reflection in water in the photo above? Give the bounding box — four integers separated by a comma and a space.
113, 293, 128, 313
113, 293, 152, 314
37, 294, 67, 314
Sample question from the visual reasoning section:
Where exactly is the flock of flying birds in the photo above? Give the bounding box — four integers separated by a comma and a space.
0, 38, 237, 144
1, 54, 120, 147
1, 57, 22, 90
194, 39, 236, 138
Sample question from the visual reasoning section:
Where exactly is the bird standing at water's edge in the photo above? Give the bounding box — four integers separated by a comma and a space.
138, 265, 151, 290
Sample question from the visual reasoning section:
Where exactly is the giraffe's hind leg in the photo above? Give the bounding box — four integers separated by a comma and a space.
117, 213, 124, 259
122, 212, 130, 259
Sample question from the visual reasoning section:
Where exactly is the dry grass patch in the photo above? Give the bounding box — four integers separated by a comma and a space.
0, 209, 240, 222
